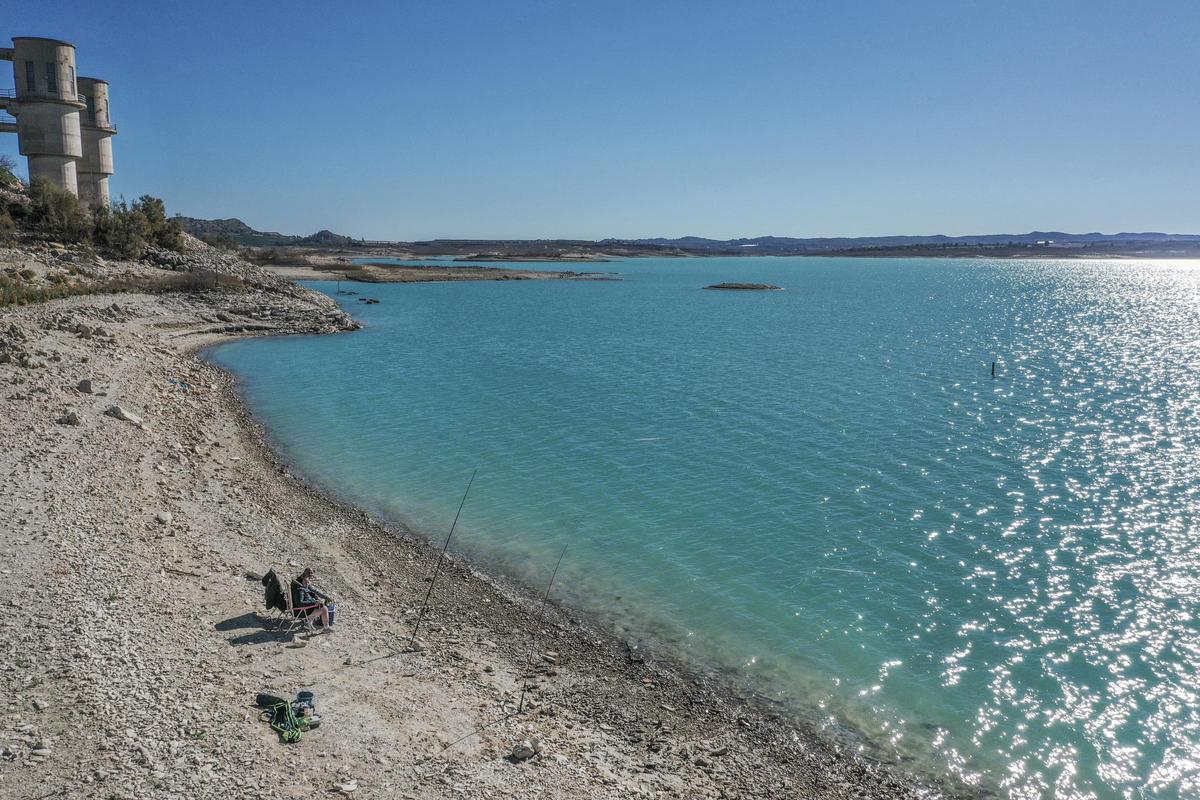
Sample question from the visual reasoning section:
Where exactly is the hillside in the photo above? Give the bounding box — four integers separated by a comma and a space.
177, 217, 362, 248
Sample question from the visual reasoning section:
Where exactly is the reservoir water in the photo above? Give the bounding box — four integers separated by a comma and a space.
209, 257, 1200, 799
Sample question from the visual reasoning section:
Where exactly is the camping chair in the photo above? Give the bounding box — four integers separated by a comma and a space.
263, 566, 321, 637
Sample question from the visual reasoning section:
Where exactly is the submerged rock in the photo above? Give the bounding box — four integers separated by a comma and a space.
703, 283, 782, 291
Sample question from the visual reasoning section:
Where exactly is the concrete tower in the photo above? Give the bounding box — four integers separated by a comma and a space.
77, 77, 116, 207
2, 37, 86, 195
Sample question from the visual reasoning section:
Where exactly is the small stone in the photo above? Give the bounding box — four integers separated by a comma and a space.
32, 698, 48, 712
511, 738, 541, 761
155, 511, 173, 525
78, 379, 94, 393
337, 779, 358, 794
31, 748, 51, 757
56, 410, 81, 426
105, 405, 143, 425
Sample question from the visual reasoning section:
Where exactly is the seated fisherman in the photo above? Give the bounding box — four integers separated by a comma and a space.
291, 567, 337, 631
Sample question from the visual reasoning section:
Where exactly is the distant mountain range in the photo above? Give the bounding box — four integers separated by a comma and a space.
615, 232, 1200, 254
178, 216, 1200, 258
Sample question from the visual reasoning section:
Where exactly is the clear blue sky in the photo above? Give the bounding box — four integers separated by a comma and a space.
4, 2, 1198, 239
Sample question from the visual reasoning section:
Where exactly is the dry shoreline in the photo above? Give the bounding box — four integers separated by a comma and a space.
0, 241, 975, 799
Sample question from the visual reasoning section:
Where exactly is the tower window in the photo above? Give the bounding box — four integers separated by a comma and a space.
68, 66, 76, 95
45, 62, 58, 93
24, 61, 35, 92
86, 94, 96, 122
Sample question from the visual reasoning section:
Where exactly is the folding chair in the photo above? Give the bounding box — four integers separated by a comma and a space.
264, 566, 321, 637
283, 584, 322, 636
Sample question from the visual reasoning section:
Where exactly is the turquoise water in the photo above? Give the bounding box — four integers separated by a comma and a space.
209, 257, 1200, 799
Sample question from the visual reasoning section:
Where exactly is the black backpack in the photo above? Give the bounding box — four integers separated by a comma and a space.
261, 570, 286, 613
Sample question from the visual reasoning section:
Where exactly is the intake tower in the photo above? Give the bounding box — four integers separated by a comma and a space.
0, 36, 116, 206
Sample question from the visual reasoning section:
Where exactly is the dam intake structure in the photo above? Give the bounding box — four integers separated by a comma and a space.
0, 36, 116, 206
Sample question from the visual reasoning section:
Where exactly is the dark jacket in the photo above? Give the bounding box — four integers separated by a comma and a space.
261, 570, 286, 613
291, 577, 329, 609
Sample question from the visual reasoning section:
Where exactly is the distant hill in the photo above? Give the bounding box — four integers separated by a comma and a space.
613, 231, 1200, 254
299, 229, 358, 247
177, 216, 1200, 259
177, 217, 362, 248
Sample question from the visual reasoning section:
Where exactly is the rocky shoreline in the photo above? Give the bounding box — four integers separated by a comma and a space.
0, 239, 971, 799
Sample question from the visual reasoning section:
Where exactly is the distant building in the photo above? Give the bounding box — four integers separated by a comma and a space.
0, 36, 116, 206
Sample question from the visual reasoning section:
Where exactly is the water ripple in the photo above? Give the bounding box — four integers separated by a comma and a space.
212, 258, 1200, 799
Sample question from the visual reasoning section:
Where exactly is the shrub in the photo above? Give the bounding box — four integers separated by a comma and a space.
133, 195, 186, 251
0, 269, 246, 307
27, 179, 91, 242
4, 180, 188, 257
0, 155, 18, 187
135, 194, 168, 228
89, 195, 186, 258
92, 200, 151, 259
155, 215, 186, 251
0, 274, 81, 306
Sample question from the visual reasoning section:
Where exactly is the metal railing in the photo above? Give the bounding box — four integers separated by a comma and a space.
83, 117, 117, 132
0, 87, 85, 102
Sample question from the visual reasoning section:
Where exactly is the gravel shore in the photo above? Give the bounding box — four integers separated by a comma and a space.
0, 240, 969, 799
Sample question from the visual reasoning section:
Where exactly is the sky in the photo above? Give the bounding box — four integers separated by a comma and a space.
3, 1, 1199, 240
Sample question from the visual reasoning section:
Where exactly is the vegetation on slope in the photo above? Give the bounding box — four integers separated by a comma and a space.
0, 178, 245, 307
5, 179, 187, 258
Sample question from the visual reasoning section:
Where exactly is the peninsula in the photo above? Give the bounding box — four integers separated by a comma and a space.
250, 256, 615, 285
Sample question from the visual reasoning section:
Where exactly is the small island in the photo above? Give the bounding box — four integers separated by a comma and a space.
703, 282, 783, 291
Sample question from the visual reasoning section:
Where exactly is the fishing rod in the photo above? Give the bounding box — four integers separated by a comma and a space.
408, 469, 476, 650
432, 709, 521, 758
518, 543, 568, 713
431, 542, 569, 758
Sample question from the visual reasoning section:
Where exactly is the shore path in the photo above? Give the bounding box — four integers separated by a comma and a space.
0, 260, 954, 798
